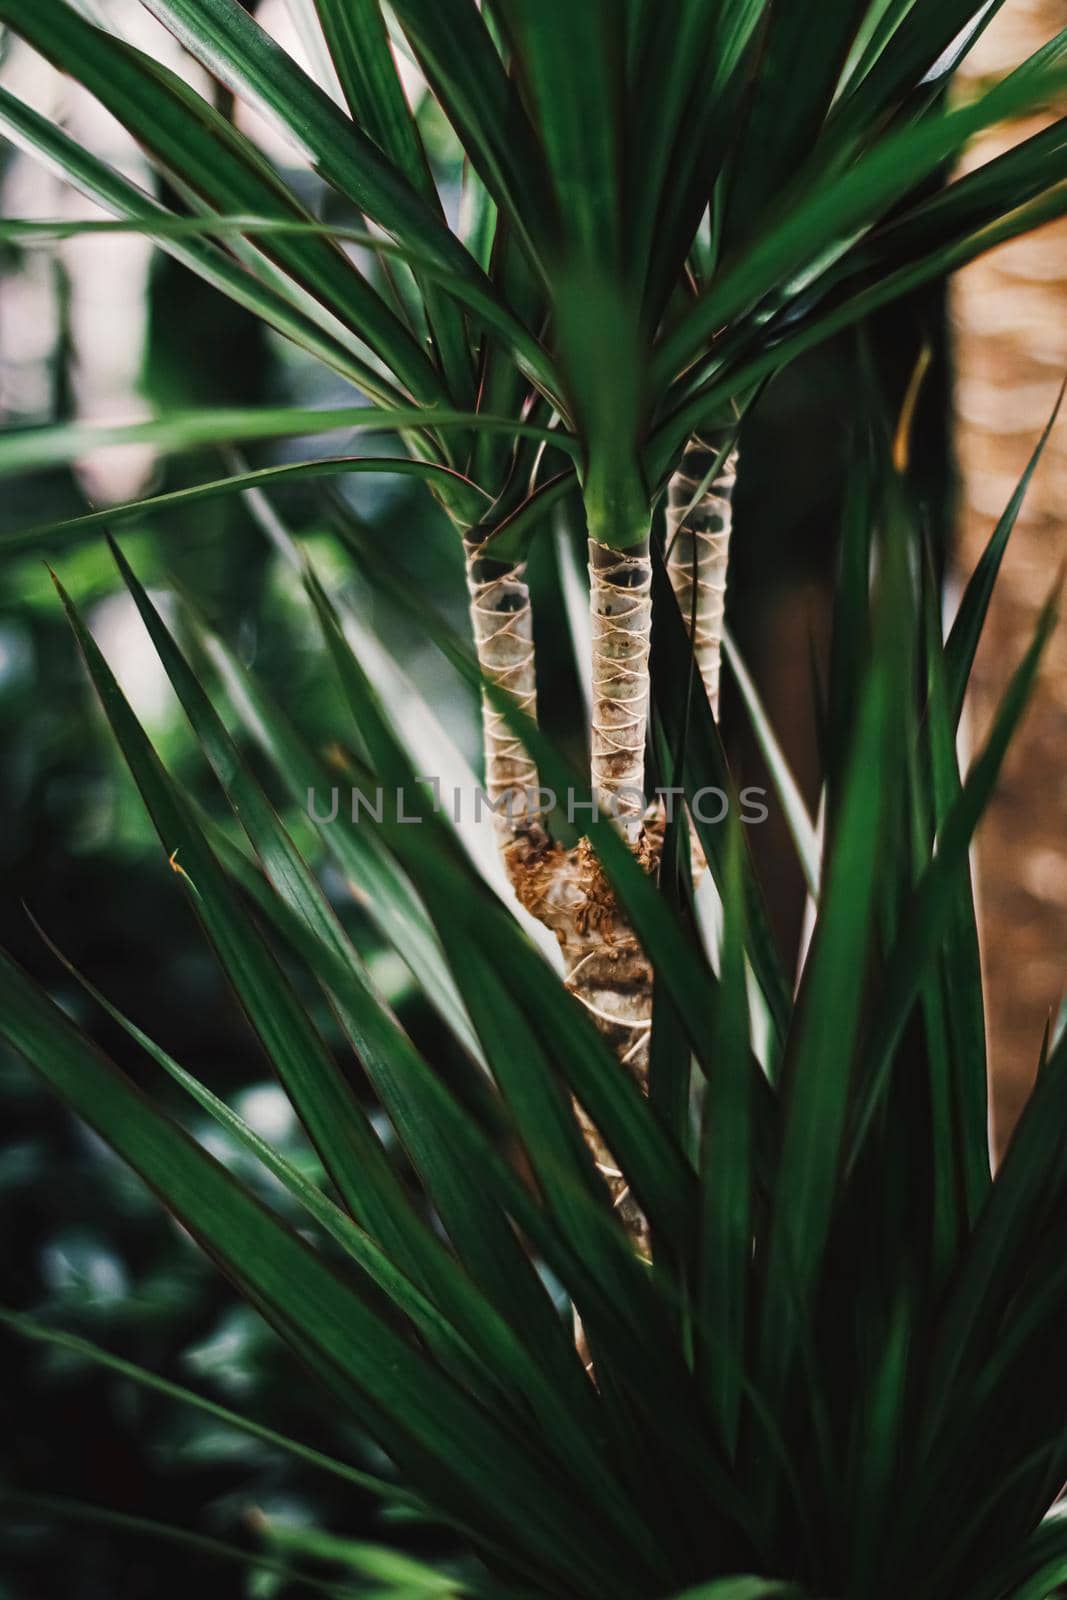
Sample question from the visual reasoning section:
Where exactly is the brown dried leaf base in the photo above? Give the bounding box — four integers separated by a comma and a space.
505, 817, 671, 1261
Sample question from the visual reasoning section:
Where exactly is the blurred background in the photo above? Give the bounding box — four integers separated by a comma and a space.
0, 1, 1064, 1594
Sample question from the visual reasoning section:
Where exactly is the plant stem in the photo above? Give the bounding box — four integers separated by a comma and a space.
462, 505, 659, 1260
570, 515, 657, 1254
462, 524, 540, 838
588, 532, 653, 843
666, 431, 737, 719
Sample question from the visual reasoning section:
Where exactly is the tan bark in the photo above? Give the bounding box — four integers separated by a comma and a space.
588, 536, 654, 844
460, 433, 739, 1273
462, 522, 667, 1261
463, 526, 659, 1257
462, 525, 540, 833
666, 433, 737, 720
954, 5, 1067, 1152
463, 496, 717, 1260
507, 824, 662, 1257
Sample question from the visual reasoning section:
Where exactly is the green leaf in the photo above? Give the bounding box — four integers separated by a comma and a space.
825, 449, 874, 797
649, 554, 793, 1057
918, 546, 989, 1241
647, 722, 698, 1166
0, 87, 406, 403
836, 0, 922, 96
0, 457, 488, 555
494, 0, 621, 276
488, 1, 649, 547
697, 814, 755, 1455
848, 584, 1058, 1165
32, 906, 523, 1406
0, 0, 451, 405
136, 0, 490, 292
283, 0, 345, 101
193, 615, 481, 1057
257, 1519, 478, 1595
649, 182, 1067, 483
325, 504, 754, 1125
906, 1036, 1067, 1559
105, 540, 633, 1518
50, 567, 469, 1290
301, 564, 696, 1245
204, 784, 728, 1558
295, 567, 759, 1544
722, 0, 871, 237
0, 1493, 350, 1598
0, 955, 637, 1596
832, 117, 1067, 289
0, 403, 575, 481
757, 508, 911, 1415
945, 381, 1065, 728
0, 212, 558, 395
232, 461, 539, 914
723, 628, 821, 900
0, 1309, 409, 1506
469, 217, 551, 490
623, 0, 729, 294
843, 1286, 913, 1595
670, 1581, 808, 1600
183, 764, 692, 1490
638, 0, 765, 319
478, 465, 575, 565
970, 1509, 1067, 1600
206, 539, 723, 1475
308, 0, 477, 410
312, 0, 434, 198
655, 47, 1067, 387
390, 0, 556, 282
832, 0, 1012, 135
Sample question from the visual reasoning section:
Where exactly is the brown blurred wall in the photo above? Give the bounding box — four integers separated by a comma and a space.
954, 0, 1067, 1150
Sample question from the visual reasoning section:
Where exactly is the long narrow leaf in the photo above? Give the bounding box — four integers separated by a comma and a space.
655, 47, 1067, 385
51, 569, 468, 1292
105, 539, 628, 1513
0, 404, 575, 481
0, 953, 639, 1597
848, 586, 1058, 1163
0, 1309, 408, 1505
1, 457, 488, 555
0, 0, 450, 404
0, 87, 407, 404
137, 0, 492, 293
945, 381, 1065, 727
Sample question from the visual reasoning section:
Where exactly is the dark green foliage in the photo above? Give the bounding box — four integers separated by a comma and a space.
1, 417, 1064, 1599
1, 2, 1066, 1595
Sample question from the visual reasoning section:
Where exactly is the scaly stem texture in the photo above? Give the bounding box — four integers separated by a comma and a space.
463, 525, 540, 833
588, 535, 653, 842
465, 516, 662, 1258
509, 829, 661, 1259
494, 519, 658, 1257
666, 432, 737, 719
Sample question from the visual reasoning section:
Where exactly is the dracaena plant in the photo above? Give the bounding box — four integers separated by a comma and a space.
1, 0, 1066, 1232
2, 0, 1067, 1596
2, 396, 1067, 1600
